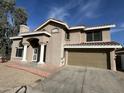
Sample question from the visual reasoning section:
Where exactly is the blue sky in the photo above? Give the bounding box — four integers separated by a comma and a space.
16, 0, 124, 45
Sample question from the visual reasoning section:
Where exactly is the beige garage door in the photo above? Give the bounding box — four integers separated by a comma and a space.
68, 51, 108, 69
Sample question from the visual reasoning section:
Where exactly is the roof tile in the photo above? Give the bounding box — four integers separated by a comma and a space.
65, 41, 121, 46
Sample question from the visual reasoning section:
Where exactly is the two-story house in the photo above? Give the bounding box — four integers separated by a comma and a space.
10, 19, 122, 71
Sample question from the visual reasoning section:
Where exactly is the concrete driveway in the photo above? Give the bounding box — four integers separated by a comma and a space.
6, 66, 124, 93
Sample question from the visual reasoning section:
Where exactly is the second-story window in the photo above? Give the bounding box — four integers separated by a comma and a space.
87, 31, 102, 41
65, 32, 70, 40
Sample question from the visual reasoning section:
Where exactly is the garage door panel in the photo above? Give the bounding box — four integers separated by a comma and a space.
68, 51, 107, 69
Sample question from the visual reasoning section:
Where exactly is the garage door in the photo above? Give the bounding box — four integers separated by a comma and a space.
68, 50, 108, 69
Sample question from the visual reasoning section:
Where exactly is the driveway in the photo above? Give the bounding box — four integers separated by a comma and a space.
5, 66, 124, 93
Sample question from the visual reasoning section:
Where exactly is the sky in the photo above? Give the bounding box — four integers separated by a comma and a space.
16, 0, 124, 45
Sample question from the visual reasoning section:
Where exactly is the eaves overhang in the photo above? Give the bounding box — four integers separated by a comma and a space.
20, 31, 51, 37
34, 18, 116, 31
10, 31, 51, 40
64, 41, 122, 49
10, 36, 22, 40
64, 45, 122, 49
85, 24, 116, 31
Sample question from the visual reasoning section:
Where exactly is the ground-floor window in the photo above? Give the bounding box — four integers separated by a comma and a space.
16, 47, 23, 57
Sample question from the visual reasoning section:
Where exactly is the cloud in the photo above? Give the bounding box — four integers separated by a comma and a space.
120, 23, 124, 27
75, 0, 101, 23
47, 7, 69, 20
47, 0, 80, 20
111, 23, 124, 33
47, 0, 101, 23
80, 0, 101, 16
111, 29, 124, 33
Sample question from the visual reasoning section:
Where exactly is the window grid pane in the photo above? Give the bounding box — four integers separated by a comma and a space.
87, 31, 102, 41
65, 32, 70, 39
87, 32, 93, 41
16, 48, 23, 57
94, 31, 102, 41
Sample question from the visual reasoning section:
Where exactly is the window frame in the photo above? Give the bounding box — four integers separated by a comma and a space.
94, 31, 102, 41
65, 31, 70, 40
87, 31, 102, 42
87, 32, 93, 41
15, 47, 23, 58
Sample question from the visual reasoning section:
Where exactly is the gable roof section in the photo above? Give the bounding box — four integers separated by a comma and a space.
34, 18, 115, 31
34, 19, 70, 31
64, 41, 122, 48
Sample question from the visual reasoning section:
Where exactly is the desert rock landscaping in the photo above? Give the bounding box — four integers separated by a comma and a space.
0, 63, 42, 92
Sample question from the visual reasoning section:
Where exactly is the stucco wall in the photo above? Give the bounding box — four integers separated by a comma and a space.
81, 32, 86, 42
66, 29, 111, 44
22, 35, 49, 44
102, 29, 111, 41
110, 50, 116, 71
37, 24, 59, 34
66, 31, 82, 44
27, 45, 33, 62
38, 23, 65, 65
11, 39, 22, 62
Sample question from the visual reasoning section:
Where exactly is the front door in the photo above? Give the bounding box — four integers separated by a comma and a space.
32, 48, 38, 62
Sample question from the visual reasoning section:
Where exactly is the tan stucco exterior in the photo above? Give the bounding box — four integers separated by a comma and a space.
67, 31, 81, 44
11, 39, 22, 62
45, 24, 64, 64
10, 19, 120, 70
110, 50, 116, 71
102, 29, 111, 41
66, 29, 111, 43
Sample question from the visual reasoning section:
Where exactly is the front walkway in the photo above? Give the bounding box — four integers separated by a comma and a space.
0, 61, 62, 92
5, 61, 62, 78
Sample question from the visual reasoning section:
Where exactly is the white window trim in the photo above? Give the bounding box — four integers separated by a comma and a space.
32, 48, 38, 62
15, 47, 23, 58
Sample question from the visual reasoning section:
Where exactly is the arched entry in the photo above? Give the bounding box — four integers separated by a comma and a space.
27, 38, 40, 62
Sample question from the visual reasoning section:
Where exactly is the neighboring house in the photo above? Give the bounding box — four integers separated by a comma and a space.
116, 48, 124, 71
10, 19, 122, 71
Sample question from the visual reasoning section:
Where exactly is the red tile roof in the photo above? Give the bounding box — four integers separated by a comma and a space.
65, 41, 121, 46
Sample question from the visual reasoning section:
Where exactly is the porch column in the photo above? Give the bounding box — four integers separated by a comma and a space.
38, 43, 45, 64
65, 50, 68, 65
110, 50, 116, 71
22, 44, 28, 62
